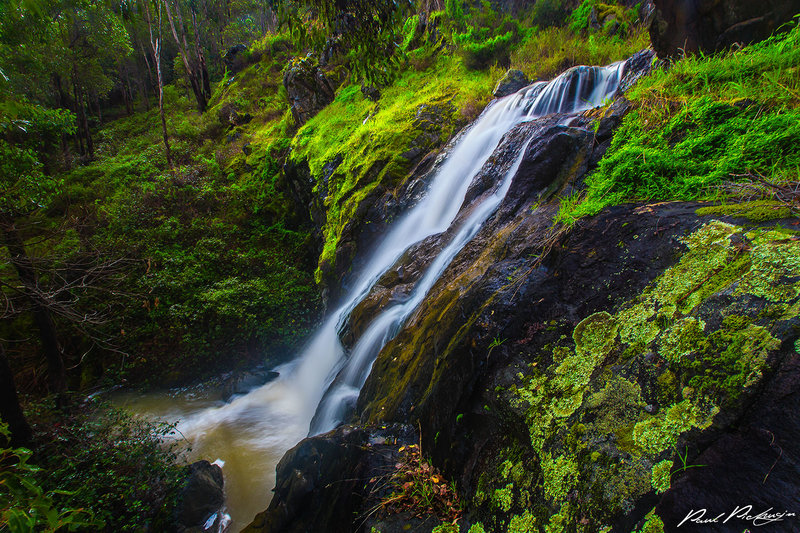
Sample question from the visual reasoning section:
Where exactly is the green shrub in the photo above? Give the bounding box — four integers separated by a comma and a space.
530, 0, 572, 28
0, 424, 103, 532
449, 1, 523, 70
28, 402, 187, 532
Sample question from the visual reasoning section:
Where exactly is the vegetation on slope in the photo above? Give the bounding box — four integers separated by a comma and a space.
559, 18, 800, 223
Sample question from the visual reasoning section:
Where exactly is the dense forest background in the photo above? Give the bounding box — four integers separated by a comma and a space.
2, 0, 798, 530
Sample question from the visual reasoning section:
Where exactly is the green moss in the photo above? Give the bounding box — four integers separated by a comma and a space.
696, 200, 794, 221
467, 524, 486, 533
651, 460, 673, 494
556, 22, 800, 225
289, 53, 497, 280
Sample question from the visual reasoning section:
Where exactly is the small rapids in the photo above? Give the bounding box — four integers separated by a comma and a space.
118, 60, 627, 530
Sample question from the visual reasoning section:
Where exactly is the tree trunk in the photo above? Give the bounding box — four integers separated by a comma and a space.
1, 223, 67, 404
191, 9, 211, 100
146, 0, 173, 167
163, 0, 207, 112
0, 345, 33, 448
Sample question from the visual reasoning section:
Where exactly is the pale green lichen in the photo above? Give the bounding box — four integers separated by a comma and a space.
736, 234, 800, 302
651, 460, 673, 494
493, 484, 514, 512
500, 459, 514, 478
573, 311, 619, 358
635, 509, 665, 533
508, 510, 537, 533
431, 524, 459, 533
543, 503, 570, 533
467, 523, 485, 533
632, 400, 718, 455
541, 453, 579, 502
617, 302, 660, 346
493, 221, 797, 530
658, 317, 706, 363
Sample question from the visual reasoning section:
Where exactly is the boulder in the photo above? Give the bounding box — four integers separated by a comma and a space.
360, 84, 381, 102
493, 68, 530, 98
223, 44, 248, 74
649, 0, 800, 58
283, 57, 336, 126
175, 461, 224, 532
217, 103, 252, 128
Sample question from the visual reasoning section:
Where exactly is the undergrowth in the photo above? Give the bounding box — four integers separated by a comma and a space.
1, 402, 186, 532
378, 443, 462, 523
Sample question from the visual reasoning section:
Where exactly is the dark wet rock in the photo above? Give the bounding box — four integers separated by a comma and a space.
217, 103, 252, 128
493, 69, 530, 98
221, 369, 280, 402
283, 156, 325, 249
618, 49, 656, 95
223, 44, 253, 74
657, 352, 800, 532
595, 98, 631, 141
283, 56, 336, 126
242, 424, 418, 533
242, 142, 252, 156
175, 461, 224, 532
357, 196, 800, 531
361, 84, 381, 102
649, 0, 800, 58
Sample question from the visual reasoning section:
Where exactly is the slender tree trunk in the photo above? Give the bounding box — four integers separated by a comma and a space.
191, 9, 211, 100
1, 223, 67, 404
0, 344, 33, 448
163, 0, 207, 112
123, 66, 133, 116
80, 92, 94, 159
146, 1, 173, 167
71, 80, 84, 156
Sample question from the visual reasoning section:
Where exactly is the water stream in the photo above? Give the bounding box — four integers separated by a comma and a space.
118, 61, 627, 530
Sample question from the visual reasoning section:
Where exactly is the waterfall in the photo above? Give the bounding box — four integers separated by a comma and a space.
304, 60, 628, 433
122, 60, 628, 529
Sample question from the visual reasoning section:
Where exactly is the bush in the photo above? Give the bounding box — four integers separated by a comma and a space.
0, 424, 103, 531
28, 401, 187, 532
450, 2, 523, 70
531, 0, 572, 28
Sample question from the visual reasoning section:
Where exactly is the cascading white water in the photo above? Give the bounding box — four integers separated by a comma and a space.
118, 60, 627, 530
308, 60, 627, 433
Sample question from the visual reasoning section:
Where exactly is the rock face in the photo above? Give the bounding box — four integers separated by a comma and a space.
283, 57, 336, 126
649, 0, 800, 57
175, 461, 224, 532
493, 69, 530, 98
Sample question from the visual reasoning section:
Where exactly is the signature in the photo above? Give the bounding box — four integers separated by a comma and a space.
678, 506, 797, 528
